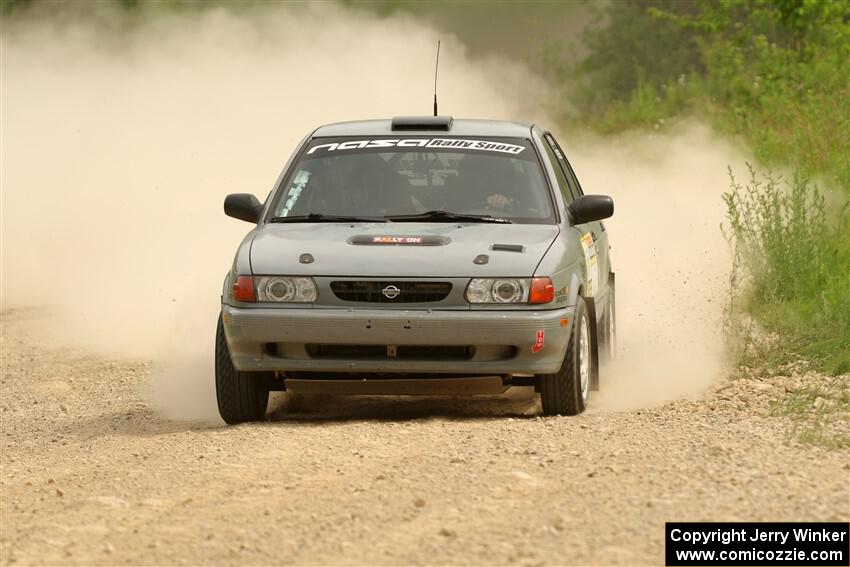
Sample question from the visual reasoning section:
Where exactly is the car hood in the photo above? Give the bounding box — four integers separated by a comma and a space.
249, 222, 559, 277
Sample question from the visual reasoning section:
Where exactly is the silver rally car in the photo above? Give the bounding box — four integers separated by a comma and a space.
217, 116, 615, 424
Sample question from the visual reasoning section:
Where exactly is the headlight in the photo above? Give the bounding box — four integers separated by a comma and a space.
255, 276, 317, 303
466, 278, 529, 303
465, 277, 554, 304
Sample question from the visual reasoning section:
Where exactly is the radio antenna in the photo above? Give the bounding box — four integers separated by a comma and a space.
433, 40, 441, 117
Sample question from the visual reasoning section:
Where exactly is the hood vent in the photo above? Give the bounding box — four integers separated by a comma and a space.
491, 243, 525, 253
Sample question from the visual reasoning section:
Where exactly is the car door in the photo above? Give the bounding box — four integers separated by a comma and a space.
542, 133, 610, 302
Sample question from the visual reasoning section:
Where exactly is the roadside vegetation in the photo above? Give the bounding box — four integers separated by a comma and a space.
547, 0, 849, 373
546, 0, 849, 445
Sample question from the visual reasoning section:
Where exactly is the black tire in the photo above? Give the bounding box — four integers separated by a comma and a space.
538, 296, 593, 416
215, 314, 270, 424
586, 298, 600, 392
600, 274, 616, 364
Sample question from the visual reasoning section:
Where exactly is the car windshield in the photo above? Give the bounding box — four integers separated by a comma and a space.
268, 136, 555, 224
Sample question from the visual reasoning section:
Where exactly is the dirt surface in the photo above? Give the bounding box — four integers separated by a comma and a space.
1, 308, 848, 566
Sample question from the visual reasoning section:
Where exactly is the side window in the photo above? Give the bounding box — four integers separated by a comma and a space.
546, 134, 584, 197
541, 136, 575, 204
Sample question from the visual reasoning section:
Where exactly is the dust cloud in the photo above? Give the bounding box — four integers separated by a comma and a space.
1, 3, 741, 422
567, 124, 743, 411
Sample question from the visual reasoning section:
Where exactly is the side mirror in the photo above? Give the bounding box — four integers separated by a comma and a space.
224, 194, 263, 223
569, 194, 614, 224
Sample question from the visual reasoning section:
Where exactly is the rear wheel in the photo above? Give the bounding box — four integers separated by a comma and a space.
215, 314, 271, 424
537, 296, 593, 416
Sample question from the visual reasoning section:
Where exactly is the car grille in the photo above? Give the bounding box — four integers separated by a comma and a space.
329, 281, 452, 303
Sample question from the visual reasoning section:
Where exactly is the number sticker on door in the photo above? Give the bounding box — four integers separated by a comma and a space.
580, 232, 599, 297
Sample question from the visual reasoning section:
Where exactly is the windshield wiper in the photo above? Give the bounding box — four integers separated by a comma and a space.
267, 213, 386, 223
385, 210, 512, 224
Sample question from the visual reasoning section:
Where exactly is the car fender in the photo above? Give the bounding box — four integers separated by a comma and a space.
222, 232, 258, 305
533, 231, 584, 308
534, 230, 598, 383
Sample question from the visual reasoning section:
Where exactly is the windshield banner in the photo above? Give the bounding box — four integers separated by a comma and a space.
307, 138, 526, 156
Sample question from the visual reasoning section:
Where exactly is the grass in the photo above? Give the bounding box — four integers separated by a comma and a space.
722, 166, 850, 376
769, 374, 850, 450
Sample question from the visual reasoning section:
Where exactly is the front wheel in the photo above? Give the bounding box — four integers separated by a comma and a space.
537, 296, 594, 416
215, 314, 271, 424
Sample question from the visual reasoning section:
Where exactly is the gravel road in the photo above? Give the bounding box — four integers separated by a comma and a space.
1, 308, 847, 566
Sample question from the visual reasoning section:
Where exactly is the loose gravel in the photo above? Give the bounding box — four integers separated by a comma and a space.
1, 308, 847, 566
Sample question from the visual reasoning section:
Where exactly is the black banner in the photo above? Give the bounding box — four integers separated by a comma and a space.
666, 522, 849, 566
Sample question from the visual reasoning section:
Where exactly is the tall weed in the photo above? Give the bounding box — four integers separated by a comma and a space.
723, 166, 849, 373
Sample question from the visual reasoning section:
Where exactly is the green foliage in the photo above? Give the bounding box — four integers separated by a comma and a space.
553, 0, 850, 191
1, 0, 32, 16
566, 0, 705, 118
1, 0, 207, 17
723, 167, 850, 373
725, 167, 829, 304
552, 0, 850, 374
696, 1, 850, 193
587, 74, 703, 133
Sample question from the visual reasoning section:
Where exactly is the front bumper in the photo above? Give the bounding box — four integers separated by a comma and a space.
222, 305, 575, 375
